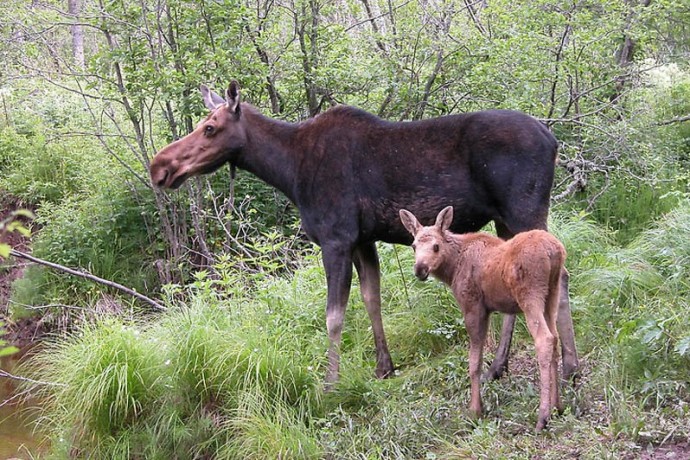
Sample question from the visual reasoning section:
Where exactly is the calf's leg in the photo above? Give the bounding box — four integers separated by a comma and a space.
483, 314, 515, 381
464, 308, 489, 418
353, 243, 394, 378
557, 268, 579, 383
545, 277, 563, 413
524, 309, 558, 432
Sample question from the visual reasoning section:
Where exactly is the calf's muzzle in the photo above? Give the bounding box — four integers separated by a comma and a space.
414, 263, 430, 281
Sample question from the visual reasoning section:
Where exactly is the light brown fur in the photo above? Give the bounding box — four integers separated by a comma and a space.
400, 206, 566, 431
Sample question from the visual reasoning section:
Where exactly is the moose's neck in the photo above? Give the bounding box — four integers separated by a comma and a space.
434, 234, 477, 288
235, 106, 300, 204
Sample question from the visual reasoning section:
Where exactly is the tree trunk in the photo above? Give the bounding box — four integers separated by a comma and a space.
297, 0, 321, 116
67, 0, 84, 69
610, 0, 652, 103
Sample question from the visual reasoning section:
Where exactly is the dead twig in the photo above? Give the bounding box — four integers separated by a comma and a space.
9, 249, 166, 312
0, 369, 66, 388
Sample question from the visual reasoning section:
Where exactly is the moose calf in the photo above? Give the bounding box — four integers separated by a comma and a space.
400, 206, 566, 431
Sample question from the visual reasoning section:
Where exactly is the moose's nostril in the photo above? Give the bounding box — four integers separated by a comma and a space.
154, 169, 168, 187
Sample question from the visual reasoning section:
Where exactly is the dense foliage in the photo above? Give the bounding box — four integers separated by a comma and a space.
0, 0, 689, 457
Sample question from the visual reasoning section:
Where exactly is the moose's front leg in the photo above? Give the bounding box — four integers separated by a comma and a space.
353, 242, 394, 379
322, 245, 354, 386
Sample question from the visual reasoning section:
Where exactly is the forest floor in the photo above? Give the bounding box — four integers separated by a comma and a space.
1, 196, 689, 459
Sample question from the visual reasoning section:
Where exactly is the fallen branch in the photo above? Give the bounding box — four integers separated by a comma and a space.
658, 114, 690, 125
0, 368, 66, 388
9, 249, 167, 312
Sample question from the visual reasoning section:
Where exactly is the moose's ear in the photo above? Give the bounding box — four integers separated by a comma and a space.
200, 84, 226, 110
226, 80, 241, 116
435, 206, 454, 232
399, 209, 421, 236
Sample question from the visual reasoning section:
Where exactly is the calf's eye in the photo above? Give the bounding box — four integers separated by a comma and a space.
204, 125, 214, 135
433, 244, 439, 253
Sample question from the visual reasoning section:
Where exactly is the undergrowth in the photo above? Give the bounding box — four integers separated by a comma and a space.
23, 203, 690, 458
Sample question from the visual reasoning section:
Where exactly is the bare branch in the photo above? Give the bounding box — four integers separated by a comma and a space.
0, 369, 66, 388
9, 250, 166, 312
658, 114, 690, 125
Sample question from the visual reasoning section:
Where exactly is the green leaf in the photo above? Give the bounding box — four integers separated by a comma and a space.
674, 336, 690, 356
12, 209, 35, 219
641, 323, 663, 345
15, 225, 31, 237
0, 243, 10, 258
0, 345, 19, 357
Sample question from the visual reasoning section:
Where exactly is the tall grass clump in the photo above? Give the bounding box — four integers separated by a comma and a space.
158, 298, 322, 413
611, 201, 690, 390
585, 174, 682, 246
28, 318, 162, 456
140, 298, 323, 459
218, 389, 322, 459
26, 262, 328, 458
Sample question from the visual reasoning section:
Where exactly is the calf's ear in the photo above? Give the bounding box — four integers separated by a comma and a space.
399, 209, 421, 236
435, 206, 454, 232
200, 84, 226, 110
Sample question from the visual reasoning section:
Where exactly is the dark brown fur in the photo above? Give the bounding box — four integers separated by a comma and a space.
400, 206, 565, 431
149, 82, 578, 385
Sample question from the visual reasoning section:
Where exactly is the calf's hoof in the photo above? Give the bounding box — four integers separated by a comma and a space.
468, 404, 483, 420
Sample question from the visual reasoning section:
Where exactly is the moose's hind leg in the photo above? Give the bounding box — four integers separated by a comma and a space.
482, 314, 516, 381
354, 243, 394, 379
322, 245, 355, 386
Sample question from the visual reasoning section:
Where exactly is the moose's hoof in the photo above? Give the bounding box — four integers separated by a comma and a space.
481, 363, 507, 382
535, 417, 549, 432
375, 364, 395, 379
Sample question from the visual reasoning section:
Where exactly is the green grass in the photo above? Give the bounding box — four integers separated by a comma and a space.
21, 203, 690, 459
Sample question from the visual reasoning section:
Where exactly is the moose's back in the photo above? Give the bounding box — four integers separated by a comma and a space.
292, 107, 558, 245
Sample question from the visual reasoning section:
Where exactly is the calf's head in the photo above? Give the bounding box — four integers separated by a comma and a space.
399, 206, 454, 281
150, 81, 247, 189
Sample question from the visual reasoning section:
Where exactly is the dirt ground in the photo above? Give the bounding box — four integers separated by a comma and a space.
0, 195, 47, 348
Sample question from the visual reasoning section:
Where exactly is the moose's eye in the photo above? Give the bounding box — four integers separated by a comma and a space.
204, 125, 215, 135
433, 244, 439, 253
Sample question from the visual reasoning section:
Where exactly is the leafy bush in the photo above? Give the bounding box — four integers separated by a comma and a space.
9, 183, 156, 310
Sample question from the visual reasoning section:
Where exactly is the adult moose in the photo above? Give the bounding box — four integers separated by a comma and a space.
149, 81, 579, 385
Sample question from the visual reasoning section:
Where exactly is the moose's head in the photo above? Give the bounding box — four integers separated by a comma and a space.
150, 81, 246, 189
